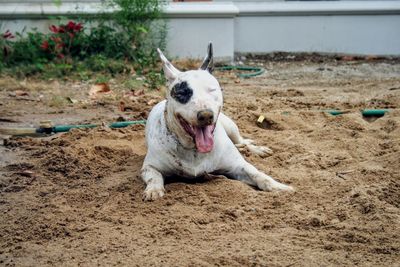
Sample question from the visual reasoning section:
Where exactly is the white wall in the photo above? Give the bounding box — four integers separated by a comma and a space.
166, 18, 234, 59
1, 1, 400, 59
236, 15, 400, 55
234, 1, 400, 56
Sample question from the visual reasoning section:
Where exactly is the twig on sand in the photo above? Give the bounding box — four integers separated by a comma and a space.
336, 170, 355, 179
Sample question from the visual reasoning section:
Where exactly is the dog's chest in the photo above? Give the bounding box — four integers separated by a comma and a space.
168, 147, 219, 177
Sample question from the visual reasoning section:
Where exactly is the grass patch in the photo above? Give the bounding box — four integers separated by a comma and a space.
48, 95, 69, 108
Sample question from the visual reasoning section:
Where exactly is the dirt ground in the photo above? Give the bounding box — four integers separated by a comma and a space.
0, 57, 399, 266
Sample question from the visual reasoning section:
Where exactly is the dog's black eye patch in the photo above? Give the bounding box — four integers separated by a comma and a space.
171, 81, 193, 104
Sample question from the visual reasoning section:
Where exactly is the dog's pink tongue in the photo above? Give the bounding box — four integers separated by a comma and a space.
194, 125, 214, 153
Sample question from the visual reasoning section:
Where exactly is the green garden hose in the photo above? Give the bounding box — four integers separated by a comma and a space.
216, 65, 265, 78
325, 109, 389, 117
0, 109, 391, 137
52, 120, 146, 133
0, 120, 146, 136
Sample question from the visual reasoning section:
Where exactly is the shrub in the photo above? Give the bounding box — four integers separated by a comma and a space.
0, 0, 166, 84
0, 30, 14, 71
83, 55, 129, 74
41, 21, 85, 61
86, 0, 166, 66
11, 31, 47, 64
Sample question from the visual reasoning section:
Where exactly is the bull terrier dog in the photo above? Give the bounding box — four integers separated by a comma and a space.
141, 43, 293, 201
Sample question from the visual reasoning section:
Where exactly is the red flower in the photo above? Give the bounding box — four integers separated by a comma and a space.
66, 21, 76, 31
49, 25, 59, 33
41, 40, 49, 50
58, 26, 65, 33
50, 25, 66, 33
2, 30, 14, 39
57, 53, 65, 59
50, 36, 62, 43
74, 23, 83, 32
56, 43, 64, 49
66, 21, 83, 32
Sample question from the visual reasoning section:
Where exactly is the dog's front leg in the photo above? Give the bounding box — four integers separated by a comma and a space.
226, 158, 294, 192
141, 165, 165, 201
219, 113, 272, 157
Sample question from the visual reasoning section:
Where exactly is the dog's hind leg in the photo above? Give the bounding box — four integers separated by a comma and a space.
219, 113, 272, 157
141, 165, 165, 201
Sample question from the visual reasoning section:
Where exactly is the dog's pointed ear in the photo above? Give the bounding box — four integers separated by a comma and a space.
157, 48, 181, 83
200, 42, 214, 73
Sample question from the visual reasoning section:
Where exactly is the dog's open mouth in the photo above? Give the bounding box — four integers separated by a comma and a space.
177, 115, 215, 153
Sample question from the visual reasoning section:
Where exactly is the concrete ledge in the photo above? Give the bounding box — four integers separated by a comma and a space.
1, 1, 400, 19
0, 1, 239, 19
237, 1, 400, 16
164, 3, 238, 18
0, 2, 103, 18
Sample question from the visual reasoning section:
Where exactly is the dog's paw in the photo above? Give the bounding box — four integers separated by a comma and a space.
236, 139, 273, 157
257, 179, 294, 192
247, 144, 273, 157
143, 185, 165, 201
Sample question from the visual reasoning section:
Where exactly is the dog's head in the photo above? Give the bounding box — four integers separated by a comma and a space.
158, 43, 223, 153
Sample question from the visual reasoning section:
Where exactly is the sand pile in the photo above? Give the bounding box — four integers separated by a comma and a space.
0, 60, 399, 266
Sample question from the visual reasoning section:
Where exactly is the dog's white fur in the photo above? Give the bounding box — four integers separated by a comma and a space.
141, 44, 293, 201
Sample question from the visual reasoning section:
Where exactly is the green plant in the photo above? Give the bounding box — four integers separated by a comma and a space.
40, 21, 84, 61
124, 78, 145, 90
0, 0, 166, 84
1, 29, 15, 63
48, 95, 68, 108
101, 0, 166, 65
94, 75, 111, 84
145, 70, 164, 90
52, 0, 62, 7
6, 30, 48, 65
79, 22, 126, 60
83, 55, 128, 74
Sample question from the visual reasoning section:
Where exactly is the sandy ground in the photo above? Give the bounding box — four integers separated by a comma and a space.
0, 57, 399, 266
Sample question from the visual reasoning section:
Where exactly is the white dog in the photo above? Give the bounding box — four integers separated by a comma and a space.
141, 43, 293, 201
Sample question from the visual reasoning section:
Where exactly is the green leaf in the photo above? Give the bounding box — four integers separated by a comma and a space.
136, 26, 148, 34
52, 0, 62, 7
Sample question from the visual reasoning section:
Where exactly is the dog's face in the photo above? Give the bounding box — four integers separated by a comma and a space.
158, 43, 223, 153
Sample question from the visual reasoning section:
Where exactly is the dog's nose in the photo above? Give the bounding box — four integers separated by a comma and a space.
197, 109, 214, 126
